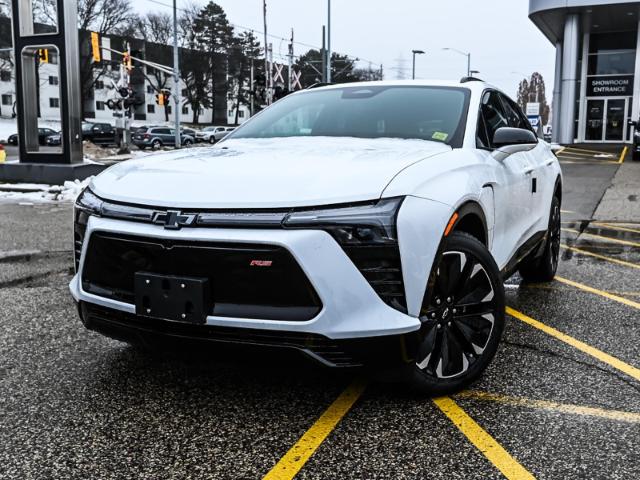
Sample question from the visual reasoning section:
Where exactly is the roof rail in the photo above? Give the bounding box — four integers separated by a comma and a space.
460, 76, 483, 83
306, 82, 333, 89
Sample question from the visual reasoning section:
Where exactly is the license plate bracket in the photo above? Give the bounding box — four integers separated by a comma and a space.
134, 272, 210, 324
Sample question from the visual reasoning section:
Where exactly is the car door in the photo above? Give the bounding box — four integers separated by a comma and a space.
500, 95, 554, 232
478, 90, 535, 268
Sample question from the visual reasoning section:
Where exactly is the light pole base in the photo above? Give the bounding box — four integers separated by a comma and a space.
0, 162, 108, 184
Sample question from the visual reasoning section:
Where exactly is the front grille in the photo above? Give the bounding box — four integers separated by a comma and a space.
81, 232, 322, 322
343, 245, 407, 313
82, 303, 360, 367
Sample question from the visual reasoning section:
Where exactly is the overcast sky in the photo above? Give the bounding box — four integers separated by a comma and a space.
135, 0, 556, 98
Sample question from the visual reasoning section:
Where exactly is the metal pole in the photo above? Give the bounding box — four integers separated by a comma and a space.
326, 0, 331, 83
263, 0, 270, 105
467, 53, 471, 77
288, 28, 293, 91
412, 52, 416, 80
173, 0, 181, 148
321, 26, 326, 83
250, 58, 254, 116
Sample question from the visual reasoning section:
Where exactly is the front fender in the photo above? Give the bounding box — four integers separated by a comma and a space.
397, 196, 453, 317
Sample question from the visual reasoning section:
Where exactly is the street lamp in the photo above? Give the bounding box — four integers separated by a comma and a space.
412, 49, 425, 80
442, 47, 471, 77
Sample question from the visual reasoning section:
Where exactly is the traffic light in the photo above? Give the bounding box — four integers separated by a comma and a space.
122, 51, 132, 72
90, 32, 101, 62
155, 92, 169, 106
37, 49, 48, 64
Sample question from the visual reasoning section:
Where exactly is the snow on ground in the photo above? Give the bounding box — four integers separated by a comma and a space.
0, 178, 90, 203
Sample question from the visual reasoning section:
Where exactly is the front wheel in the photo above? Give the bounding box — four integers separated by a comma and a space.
209, 136, 216, 144
409, 232, 505, 395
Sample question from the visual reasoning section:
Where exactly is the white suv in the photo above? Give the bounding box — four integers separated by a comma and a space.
195, 126, 235, 144
71, 80, 561, 394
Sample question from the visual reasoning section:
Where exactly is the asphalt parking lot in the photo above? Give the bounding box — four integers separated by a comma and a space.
1, 148, 639, 479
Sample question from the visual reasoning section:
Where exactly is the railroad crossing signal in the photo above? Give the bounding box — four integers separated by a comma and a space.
37, 48, 48, 64
90, 32, 101, 63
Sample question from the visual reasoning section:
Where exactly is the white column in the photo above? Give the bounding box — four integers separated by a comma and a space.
552, 41, 562, 143
559, 14, 580, 144
576, 32, 590, 143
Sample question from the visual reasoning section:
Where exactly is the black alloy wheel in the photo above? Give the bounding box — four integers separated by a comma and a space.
411, 232, 505, 395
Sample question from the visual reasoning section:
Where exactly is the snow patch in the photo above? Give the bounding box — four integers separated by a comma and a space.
0, 177, 91, 203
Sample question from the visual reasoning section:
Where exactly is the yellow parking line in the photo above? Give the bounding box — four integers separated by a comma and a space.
560, 244, 640, 270
263, 379, 366, 480
514, 282, 640, 297
555, 146, 566, 155
561, 146, 615, 155
555, 276, 640, 310
558, 159, 619, 165
433, 397, 535, 480
455, 391, 640, 424
592, 222, 640, 235
619, 145, 628, 164
506, 307, 640, 382
562, 228, 640, 248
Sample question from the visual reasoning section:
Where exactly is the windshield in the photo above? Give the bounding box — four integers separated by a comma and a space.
230, 86, 470, 146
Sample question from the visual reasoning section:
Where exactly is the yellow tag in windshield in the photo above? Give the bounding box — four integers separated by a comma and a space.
432, 132, 449, 142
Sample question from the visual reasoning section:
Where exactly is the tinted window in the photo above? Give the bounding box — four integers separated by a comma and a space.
500, 95, 530, 130
480, 91, 508, 147
231, 86, 470, 147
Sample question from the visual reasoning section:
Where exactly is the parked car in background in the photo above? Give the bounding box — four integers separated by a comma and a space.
543, 125, 552, 143
46, 132, 62, 146
82, 122, 116, 146
132, 126, 195, 150
195, 126, 235, 144
7, 127, 58, 146
181, 127, 199, 138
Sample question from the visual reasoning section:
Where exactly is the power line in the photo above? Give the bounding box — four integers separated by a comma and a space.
140, 0, 382, 68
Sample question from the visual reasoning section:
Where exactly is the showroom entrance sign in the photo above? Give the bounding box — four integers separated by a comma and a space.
587, 76, 634, 97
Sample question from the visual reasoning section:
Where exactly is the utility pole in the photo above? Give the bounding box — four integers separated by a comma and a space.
250, 58, 254, 116
326, 0, 331, 83
411, 49, 425, 80
263, 0, 271, 105
287, 28, 294, 92
173, 0, 181, 148
321, 26, 326, 83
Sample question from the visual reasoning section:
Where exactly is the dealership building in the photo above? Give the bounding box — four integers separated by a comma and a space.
530, 0, 640, 143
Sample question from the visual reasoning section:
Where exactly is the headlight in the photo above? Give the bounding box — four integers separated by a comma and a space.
75, 188, 103, 215
283, 197, 404, 245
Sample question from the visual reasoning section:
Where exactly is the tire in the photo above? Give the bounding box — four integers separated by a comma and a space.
409, 231, 505, 396
151, 139, 162, 150
183, 139, 193, 147
518, 196, 561, 282
209, 136, 216, 144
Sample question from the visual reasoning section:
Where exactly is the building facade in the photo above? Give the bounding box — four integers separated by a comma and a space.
530, 0, 640, 144
0, 25, 250, 127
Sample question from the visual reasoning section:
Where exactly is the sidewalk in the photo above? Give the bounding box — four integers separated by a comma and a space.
594, 157, 640, 222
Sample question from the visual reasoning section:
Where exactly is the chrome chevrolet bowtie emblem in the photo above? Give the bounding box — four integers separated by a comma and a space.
152, 210, 197, 230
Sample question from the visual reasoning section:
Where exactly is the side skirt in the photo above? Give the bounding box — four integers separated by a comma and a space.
500, 230, 547, 279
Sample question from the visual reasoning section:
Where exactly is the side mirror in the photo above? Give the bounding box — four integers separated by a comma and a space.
493, 127, 538, 148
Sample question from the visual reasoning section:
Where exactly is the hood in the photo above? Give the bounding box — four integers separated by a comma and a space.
90, 137, 450, 209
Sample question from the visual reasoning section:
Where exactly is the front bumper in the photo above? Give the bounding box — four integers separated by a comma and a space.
70, 215, 421, 340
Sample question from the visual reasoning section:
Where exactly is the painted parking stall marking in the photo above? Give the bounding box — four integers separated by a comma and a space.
432, 397, 536, 480
506, 307, 640, 383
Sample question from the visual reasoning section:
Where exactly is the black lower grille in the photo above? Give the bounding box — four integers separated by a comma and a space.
81, 232, 322, 321
81, 303, 361, 367
343, 245, 407, 313
73, 210, 89, 272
